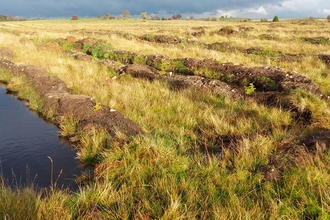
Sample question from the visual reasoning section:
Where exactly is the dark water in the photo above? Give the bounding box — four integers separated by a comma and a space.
0, 85, 83, 189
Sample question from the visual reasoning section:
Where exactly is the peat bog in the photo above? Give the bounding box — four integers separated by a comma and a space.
1, 18, 330, 219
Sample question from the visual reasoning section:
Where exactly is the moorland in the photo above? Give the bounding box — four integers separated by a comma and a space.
1, 17, 330, 219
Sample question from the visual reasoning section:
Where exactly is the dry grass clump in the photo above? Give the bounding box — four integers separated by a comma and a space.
1, 18, 330, 219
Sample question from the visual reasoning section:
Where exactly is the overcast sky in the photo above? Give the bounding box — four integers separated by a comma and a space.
1, 0, 330, 19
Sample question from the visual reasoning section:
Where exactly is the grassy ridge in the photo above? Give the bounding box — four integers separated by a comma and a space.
1, 18, 330, 219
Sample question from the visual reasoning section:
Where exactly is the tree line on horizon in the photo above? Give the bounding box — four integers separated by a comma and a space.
0, 14, 27, 21
71, 11, 330, 22
1, 11, 329, 22
70, 10, 330, 22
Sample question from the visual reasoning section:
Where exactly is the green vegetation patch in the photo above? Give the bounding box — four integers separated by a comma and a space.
244, 83, 256, 95
89, 43, 114, 59
0, 69, 44, 112
2, 19, 330, 219
246, 47, 281, 58
260, 76, 277, 90
304, 37, 330, 45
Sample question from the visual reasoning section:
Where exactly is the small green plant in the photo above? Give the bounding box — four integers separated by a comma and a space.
196, 68, 219, 79
263, 49, 280, 57
117, 53, 133, 63
134, 55, 148, 64
57, 40, 75, 52
174, 60, 192, 75
244, 83, 256, 95
219, 73, 231, 83
93, 102, 102, 111
91, 45, 100, 58
98, 44, 114, 59
88, 43, 114, 59
82, 43, 91, 53
144, 34, 155, 41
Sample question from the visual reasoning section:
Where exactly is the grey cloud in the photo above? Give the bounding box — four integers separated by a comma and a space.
1, 0, 329, 18
1, 0, 283, 18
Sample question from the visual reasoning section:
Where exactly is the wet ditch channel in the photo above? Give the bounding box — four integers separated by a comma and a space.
0, 85, 83, 189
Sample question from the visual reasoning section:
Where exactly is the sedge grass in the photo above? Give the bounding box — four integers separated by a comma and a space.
0, 185, 38, 219
1, 19, 330, 219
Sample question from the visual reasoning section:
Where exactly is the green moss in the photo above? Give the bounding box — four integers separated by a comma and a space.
261, 76, 276, 89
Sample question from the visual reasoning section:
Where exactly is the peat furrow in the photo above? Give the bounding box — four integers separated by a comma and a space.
115, 64, 313, 124
48, 37, 330, 174
319, 54, 330, 68
66, 38, 328, 124
119, 64, 244, 100
65, 29, 330, 67
0, 59, 143, 139
74, 38, 328, 100
261, 128, 330, 181
137, 34, 330, 68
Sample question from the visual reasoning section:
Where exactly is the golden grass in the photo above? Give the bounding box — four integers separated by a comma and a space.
1, 18, 330, 219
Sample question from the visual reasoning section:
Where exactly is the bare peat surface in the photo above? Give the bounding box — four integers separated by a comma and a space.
0, 51, 143, 142
135, 33, 330, 67
262, 129, 330, 181
71, 37, 328, 124
66, 29, 330, 67
3, 34, 330, 182
62, 37, 330, 180
119, 64, 244, 100
319, 54, 330, 68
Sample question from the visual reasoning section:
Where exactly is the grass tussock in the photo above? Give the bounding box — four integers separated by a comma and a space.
1, 18, 330, 219
0, 184, 38, 219
0, 71, 44, 112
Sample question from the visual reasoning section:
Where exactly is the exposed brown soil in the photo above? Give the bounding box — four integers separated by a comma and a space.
2, 36, 330, 183
245, 47, 270, 55
66, 29, 329, 68
0, 47, 15, 61
134, 33, 330, 68
0, 53, 143, 140
190, 30, 206, 37
178, 58, 325, 98
140, 34, 186, 44
70, 39, 330, 176
278, 54, 303, 63
68, 30, 329, 68
259, 34, 280, 41
206, 42, 237, 52
216, 26, 238, 35
67, 37, 329, 126
119, 64, 244, 100
19, 37, 34, 45
262, 129, 330, 181
73, 53, 93, 61
210, 26, 250, 36
304, 37, 330, 45
123, 63, 315, 126
41, 42, 62, 53
319, 54, 330, 68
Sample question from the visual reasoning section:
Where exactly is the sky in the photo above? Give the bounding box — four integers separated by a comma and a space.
1, 0, 330, 19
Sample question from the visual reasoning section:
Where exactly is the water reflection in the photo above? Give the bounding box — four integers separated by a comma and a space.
0, 85, 82, 189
